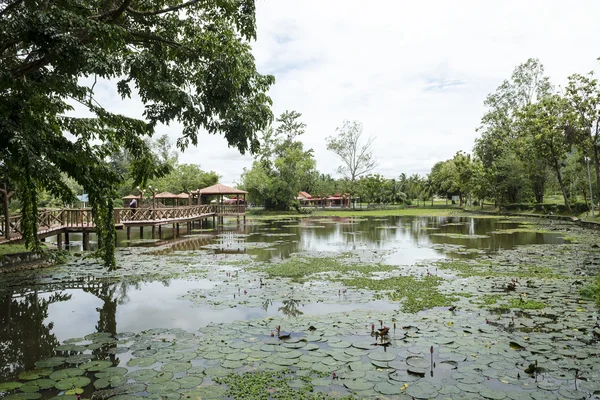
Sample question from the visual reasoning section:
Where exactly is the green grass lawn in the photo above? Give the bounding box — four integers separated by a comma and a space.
0, 243, 43, 256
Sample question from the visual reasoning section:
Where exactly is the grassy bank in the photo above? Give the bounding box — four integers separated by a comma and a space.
246, 206, 465, 218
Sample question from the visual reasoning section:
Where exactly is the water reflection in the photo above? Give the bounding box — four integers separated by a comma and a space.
0, 291, 69, 379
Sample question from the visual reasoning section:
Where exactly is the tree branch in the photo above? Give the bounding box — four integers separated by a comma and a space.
127, 0, 203, 16
129, 31, 181, 48
0, 0, 24, 19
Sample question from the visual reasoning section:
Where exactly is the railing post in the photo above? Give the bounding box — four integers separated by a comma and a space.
114, 209, 120, 224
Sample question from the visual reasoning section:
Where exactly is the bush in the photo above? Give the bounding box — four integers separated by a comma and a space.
404, 199, 412, 206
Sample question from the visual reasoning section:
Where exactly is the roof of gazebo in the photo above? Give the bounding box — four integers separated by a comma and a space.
154, 191, 179, 199
122, 194, 138, 199
176, 192, 190, 198
196, 183, 248, 195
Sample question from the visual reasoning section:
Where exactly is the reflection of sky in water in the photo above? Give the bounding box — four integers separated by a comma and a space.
44, 279, 397, 343
35, 216, 569, 345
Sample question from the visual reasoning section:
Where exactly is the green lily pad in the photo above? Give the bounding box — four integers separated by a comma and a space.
150, 372, 174, 383
126, 357, 156, 367
0, 382, 22, 391
161, 362, 192, 373
406, 382, 440, 399
367, 352, 396, 362
374, 381, 402, 395
146, 381, 181, 395
174, 376, 203, 389
81, 360, 113, 371
344, 379, 374, 391
94, 378, 110, 390
55, 377, 91, 391
180, 385, 226, 399
35, 357, 66, 368
480, 389, 507, 400
49, 369, 84, 381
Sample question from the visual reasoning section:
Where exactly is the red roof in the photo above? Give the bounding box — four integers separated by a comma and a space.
298, 191, 312, 199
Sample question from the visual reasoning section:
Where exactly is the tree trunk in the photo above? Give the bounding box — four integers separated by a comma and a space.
594, 145, 600, 205
554, 163, 571, 213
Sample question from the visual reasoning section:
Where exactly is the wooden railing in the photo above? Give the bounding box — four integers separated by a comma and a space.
114, 205, 216, 223
216, 205, 246, 214
0, 204, 240, 240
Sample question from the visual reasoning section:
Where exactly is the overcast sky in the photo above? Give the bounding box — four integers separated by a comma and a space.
88, 1, 600, 185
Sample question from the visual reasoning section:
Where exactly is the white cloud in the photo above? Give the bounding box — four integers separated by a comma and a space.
77, 1, 600, 184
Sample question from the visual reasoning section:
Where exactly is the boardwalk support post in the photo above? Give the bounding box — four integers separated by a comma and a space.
127, 227, 131, 240
56, 232, 62, 249
152, 226, 156, 239
64, 232, 69, 245
139, 226, 143, 239
83, 232, 89, 250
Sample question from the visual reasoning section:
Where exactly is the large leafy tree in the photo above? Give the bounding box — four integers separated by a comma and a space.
474, 58, 552, 204
240, 111, 316, 210
520, 95, 573, 211
326, 120, 378, 206
0, 0, 274, 267
565, 72, 600, 202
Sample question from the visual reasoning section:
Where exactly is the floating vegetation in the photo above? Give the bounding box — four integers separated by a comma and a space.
430, 233, 490, 239
253, 257, 396, 283
2, 215, 600, 400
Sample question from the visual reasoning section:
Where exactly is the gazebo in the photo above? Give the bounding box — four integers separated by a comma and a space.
154, 191, 179, 207
192, 183, 247, 206
122, 194, 140, 207
176, 192, 192, 206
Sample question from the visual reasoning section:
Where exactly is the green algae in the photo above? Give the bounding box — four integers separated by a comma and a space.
338, 275, 458, 313
254, 257, 395, 283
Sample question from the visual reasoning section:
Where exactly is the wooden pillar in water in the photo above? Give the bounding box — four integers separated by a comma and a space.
127, 227, 131, 240
176, 223, 180, 236
152, 226, 156, 239
139, 226, 144, 239
158, 225, 162, 239
172, 224, 176, 238
83, 232, 89, 250
56, 233, 62, 249
64, 232, 69, 245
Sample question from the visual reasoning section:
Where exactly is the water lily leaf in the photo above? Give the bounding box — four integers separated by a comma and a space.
180, 385, 226, 399
344, 379, 374, 391
126, 369, 157, 382
81, 360, 113, 371
479, 389, 507, 399
55, 377, 91, 391
161, 362, 192, 373
374, 381, 401, 395
49, 369, 84, 381
4, 393, 42, 400
65, 354, 93, 364
94, 379, 110, 390
0, 382, 22, 391
150, 372, 174, 383
367, 352, 396, 362
126, 357, 156, 367
557, 389, 586, 400
405, 382, 440, 399
146, 381, 180, 395
34, 357, 66, 368
174, 376, 203, 389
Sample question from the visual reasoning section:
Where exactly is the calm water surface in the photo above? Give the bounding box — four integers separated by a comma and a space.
1, 215, 567, 381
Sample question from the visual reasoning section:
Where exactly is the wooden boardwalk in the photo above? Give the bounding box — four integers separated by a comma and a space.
0, 204, 246, 249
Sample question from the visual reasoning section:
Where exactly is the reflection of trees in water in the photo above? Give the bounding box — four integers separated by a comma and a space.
278, 299, 304, 318
0, 290, 71, 379
261, 298, 304, 318
0, 276, 165, 379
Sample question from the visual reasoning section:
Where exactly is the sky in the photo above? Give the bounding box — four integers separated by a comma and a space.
85, 0, 600, 186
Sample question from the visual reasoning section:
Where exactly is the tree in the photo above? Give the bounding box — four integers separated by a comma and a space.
326, 121, 378, 206
0, 0, 274, 267
474, 58, 553, 205
240, 111, 316, 210
149, 164, 218, 195
565, 72, 600, 202
520, 95, 573, 212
